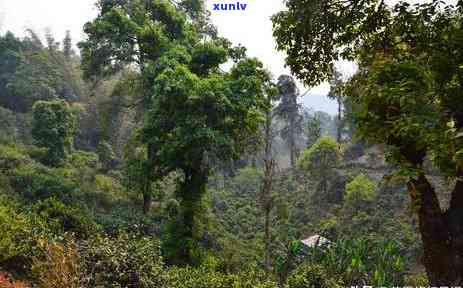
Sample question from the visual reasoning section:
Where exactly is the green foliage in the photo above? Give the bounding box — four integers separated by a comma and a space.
229, 167, 263, 196
272, 0, 383, 86
32, 100, 76, 166
79, 0, 190, 80
344, 174, 376, 210
166, 267, 278, 288
0, 107, 20, 143
306, 238, 406, 286
298, 137, 340, 195
0, 31, 82, 113
286, 264, 343, 288
31, 198, 98, 239
298, 137, 340, 172
94, 203, 161, 235
0, 196, 34, 265
67, 151, 98, 169
79, 233, 166, 288
12, 163, 78, 203
0, 144, 30, 169
80, 0, 271, 265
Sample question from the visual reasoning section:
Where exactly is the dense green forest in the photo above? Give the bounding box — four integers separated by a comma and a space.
0, 0, 462, 286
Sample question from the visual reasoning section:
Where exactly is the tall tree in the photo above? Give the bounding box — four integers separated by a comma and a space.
62, 30, 73, 60
78, 0, 195, 214
275, 75, 303, 170
143, 54, 271, 265
44, 28, 59, 51
259, 83, 278, 274
80, 0, 270, 265
273, 0, 463, 283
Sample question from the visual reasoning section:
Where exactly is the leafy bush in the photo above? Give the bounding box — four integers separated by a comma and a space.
306, 238, 406, 286
11, 163, 78, 203
298, 137, 340, 173
404, 273, 428, 286
0, 197, 34, 265
166, 267, 278, 288
31, 198, 98, 239
286, 264, 343, 288
298, 137, 340, 195
67, 151, 98, 169
79, 233, 166, 288
344, 174, 376, 210
95, 174, 114, 193
95, 203, 161, 235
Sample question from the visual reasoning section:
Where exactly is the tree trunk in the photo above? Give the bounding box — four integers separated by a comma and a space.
262, 107, 275, 274
445, 179, 463, 284
143, 192, 152, 214
289, 116, 296, 170
408, 173, 463, 285
178, 165, 208, 265
264, 197, 272, 273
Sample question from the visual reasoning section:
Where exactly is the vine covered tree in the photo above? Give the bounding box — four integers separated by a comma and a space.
80, 0, 270, 265
142, 54, 271, 265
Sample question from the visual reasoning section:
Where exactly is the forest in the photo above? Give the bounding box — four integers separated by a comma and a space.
0, 0, 462, 286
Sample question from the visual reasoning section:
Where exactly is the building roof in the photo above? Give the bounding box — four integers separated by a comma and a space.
300, 235, 330, 248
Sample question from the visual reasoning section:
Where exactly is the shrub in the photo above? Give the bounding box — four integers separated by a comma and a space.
345, 174, 376, 207
31, 198, 98, 239
298, 137, 340, 195
166, 267, 278, 288
79, 233, 166, 288
94, 203, 161, 235
67, 151, 98, 169
0, 197, 34, 265
286, 264, 343, 288
0, 145, 28, 166
11, 164, 78, 203
404, 272, 428, 286
298, 137, 340, 173
306, 238, 406, 286
95, 174, 117, 194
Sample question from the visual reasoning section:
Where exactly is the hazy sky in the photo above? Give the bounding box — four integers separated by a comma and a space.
0, 0, 355, 114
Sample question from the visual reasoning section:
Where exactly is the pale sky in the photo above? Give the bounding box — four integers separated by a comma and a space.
0, 0, 357, 114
